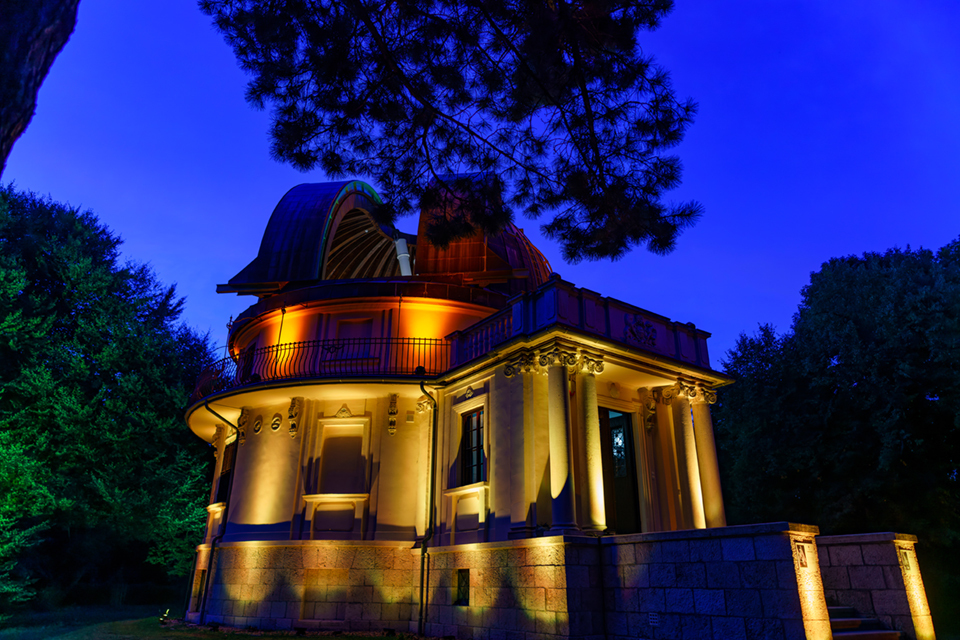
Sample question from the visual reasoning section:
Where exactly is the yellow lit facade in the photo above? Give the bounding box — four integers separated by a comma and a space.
184, 181, 937, 639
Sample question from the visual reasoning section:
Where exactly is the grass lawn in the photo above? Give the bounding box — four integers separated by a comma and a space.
1, 609, 403, 640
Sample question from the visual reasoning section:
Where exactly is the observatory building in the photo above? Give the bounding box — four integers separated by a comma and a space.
184, 181, 936, 640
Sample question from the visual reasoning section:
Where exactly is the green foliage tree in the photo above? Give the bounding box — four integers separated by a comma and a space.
0, 186, 214, 611
714, 241, 960, 627
199, 0, 702, 262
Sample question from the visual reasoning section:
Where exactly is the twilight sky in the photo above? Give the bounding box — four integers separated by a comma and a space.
5, 0, 959, 367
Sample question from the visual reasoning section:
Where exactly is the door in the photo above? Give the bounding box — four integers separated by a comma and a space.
599, 408, 640, 534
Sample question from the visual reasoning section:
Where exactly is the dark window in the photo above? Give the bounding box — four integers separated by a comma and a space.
455, 569, 470, 606
460, 408, 484, 485
216, 441, 237, 504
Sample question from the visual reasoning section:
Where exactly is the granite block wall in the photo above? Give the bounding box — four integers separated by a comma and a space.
421, 537, 603, 640
187, 524, 928, 640
817, 533, 935, 640
598, 523, 831, 640
189, 541, 420, 631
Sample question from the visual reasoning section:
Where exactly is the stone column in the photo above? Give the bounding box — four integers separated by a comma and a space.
579, 355, 606, 532
542, 348, 579, 534
504, 351, 537, 538
673, 396, 706, 529
689, 386, 726, 528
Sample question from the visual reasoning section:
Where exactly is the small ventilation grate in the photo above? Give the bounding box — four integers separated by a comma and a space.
648, 612, 660, 627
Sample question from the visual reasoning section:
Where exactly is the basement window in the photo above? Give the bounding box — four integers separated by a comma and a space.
455, 569, 470, 606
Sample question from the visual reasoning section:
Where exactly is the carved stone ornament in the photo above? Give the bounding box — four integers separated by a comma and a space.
335, 404, 352, 418
237, 408, 249, 446
253, 417, 262, 434
503, 350, 538, 377
465, 386, 474, 399
387, 393, 399, 436
654, 381, 716, 405
271, 414, 282, 432
687, 384, 718, 405
577, 353, 605, 375
538, 347, 579, 369
288, 397, 303, 437
653, 382, 682, 405
608, 382, 620, 399
624, 313, 657, 348
638, 388, 658, 431
416, 395, 433, 414
212, 425, 224, 458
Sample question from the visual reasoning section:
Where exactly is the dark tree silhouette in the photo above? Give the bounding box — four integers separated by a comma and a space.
0, 0, 80, 177
200, 0, 702, 262
714, 241, 960, 632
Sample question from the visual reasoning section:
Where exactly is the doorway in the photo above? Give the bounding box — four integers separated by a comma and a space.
599, 408, 640, 534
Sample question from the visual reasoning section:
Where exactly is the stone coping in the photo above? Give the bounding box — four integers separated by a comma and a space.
816, 532, 918, 544
195, 539, 417, 552
196, 522, 826, 554
428, 534, 594, 554
596, 521, 819, 545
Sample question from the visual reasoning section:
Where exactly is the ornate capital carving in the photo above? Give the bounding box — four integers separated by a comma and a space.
503, 350, 538, 377
654, 382, 682, 405
576, 353, 604, 375
654, 381, 716, 405
538, 347, 579, 369
504, 346, 605, 377
288, 397, 303, 437
687, 384, 717, 405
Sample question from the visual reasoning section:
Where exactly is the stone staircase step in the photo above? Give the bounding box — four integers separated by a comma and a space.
831, 617, 886, 631
829, 631, 901, 640
827, 605, 901, 639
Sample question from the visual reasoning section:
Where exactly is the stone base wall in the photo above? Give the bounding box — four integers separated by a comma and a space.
817, 533, 936, 640
186, 540, 420, 631
422, 537, 603, 640
598, 523, 830, 640
184, 524, 938, 640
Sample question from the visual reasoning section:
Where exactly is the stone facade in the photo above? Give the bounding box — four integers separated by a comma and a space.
188, 523, 875, 640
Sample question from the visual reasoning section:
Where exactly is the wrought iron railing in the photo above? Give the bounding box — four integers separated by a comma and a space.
191, 338, 450, 403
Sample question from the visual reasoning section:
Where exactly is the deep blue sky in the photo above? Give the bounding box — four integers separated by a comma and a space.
5, 1, 959, 367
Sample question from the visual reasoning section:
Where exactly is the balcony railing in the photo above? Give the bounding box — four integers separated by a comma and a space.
191, 337, 449, 403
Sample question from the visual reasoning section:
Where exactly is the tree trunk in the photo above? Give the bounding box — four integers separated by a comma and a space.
0, 0, 80, 178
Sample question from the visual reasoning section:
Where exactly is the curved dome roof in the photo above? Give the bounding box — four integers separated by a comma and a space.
219, 181, 414, 295
219, 179, 552, 298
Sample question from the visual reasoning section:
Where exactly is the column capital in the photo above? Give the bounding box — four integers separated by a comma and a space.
575, 352, 605, 375
654, 381, 717, 405
538, 346, 579, 369
503, 349, 539, 377
686, 383, 717, 405
504, 345, 605, 377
